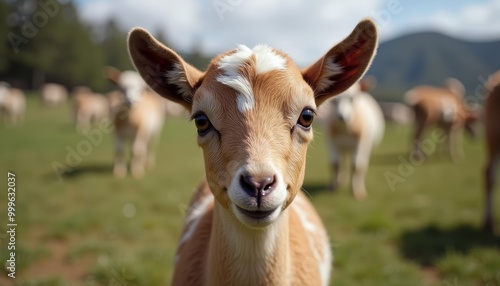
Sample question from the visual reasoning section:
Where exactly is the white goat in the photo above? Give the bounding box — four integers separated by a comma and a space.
319, 80, 385, 199
41, 83, 67, 107
0, 82, 26, 126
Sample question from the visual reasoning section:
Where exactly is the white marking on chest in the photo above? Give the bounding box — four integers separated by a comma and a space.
175, 194, 214, 265
292, 195, 332, 286
216, 44, 287, 113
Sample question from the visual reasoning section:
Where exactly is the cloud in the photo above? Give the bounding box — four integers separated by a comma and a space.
79, 0, 387, 66
78, 0, 499, 66
390, 0, 500, 41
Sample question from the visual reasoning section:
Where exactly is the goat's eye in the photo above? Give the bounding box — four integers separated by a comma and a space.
194, 113, 212, 135
297, 108, 314, 129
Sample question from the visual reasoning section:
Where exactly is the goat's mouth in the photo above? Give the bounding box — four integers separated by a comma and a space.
236, 206, 277, 220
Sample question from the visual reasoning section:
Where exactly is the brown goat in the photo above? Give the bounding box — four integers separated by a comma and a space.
128, 19, 378, 285
483, 71, 500, 232
106, 68, 166, 178
72, 86, 109, 132
405, 79, 479, 162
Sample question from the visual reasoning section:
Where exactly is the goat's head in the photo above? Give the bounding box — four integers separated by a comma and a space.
128, 20, 378, 228
329, 84, 361, 123
106, 67, 147, 105
326, 76, 376, 123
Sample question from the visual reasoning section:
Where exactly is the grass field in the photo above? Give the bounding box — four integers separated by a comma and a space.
0, 96, 499, 286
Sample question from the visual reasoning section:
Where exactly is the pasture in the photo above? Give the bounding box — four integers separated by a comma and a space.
0, 95, 499, 286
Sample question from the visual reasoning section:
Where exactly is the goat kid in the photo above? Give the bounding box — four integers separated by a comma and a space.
128, 19, 378, 285
106, 67, 166, 178
72, 86, 109, 132
319, 78, 385, 199
483, 71, 500, 232
0, 82, 26, 126
405, 78, 479, 162
41, 83, 68, 107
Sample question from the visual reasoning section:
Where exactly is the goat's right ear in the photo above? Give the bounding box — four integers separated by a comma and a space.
128, 28, 203, 110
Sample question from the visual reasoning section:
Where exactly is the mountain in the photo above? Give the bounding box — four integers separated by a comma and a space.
366, 32, 500, 100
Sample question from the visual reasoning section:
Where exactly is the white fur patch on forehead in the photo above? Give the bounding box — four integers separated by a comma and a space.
217, 45, 254, 112
216, 44, 287, 113
315, 57, 343, 93
252, 45, 286, 74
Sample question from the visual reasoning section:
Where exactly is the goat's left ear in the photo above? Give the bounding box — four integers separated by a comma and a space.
302, 19, 378, 106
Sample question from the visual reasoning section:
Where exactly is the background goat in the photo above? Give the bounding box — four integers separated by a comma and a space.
106, 67, 166, 178
319, 78, 385, 199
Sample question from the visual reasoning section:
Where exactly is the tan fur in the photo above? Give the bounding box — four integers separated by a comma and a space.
128, 19, 378, 285
405, 80, 479, 162
106, 70, 166, 179
41, 83, 68, 107
72, 86, 109, 132
483, 71, 500, 232
0, 84, 25, 126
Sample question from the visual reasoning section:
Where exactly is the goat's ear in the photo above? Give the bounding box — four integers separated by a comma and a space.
128, 28, 203, 110
302, 19, 378, 106
105, 66, 121, 84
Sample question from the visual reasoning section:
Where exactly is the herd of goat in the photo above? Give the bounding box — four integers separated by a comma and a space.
0, 19, 498, 284
0, 68, 498, 232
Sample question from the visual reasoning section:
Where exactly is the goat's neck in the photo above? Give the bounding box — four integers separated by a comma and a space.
207, 202, 291, 286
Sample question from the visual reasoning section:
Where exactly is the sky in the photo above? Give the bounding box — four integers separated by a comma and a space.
77, 0, 500, 66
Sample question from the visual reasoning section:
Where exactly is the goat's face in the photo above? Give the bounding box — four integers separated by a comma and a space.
106, 68, 146, 105
329, 84, 361, 124
128, 20, 378, 228
331, 93, 356, 124
188, 47, 317, 227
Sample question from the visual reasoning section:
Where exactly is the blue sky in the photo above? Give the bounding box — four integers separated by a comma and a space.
77, 0, 500, 65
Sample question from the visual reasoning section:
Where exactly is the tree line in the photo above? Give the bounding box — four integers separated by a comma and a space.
0, 0, 211, 92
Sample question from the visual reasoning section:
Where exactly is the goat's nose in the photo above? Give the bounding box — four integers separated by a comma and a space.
240, 174, 276, 207
336, 113, 345, 122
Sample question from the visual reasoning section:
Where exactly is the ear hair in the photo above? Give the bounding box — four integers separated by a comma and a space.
302, 19, 378, 106
128, 28, 204, 111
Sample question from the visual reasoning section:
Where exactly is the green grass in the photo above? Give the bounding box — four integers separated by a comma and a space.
0, 96, 499, 285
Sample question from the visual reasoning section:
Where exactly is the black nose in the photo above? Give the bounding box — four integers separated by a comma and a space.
336, 113, 345, 122
240, 174, 276, 208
